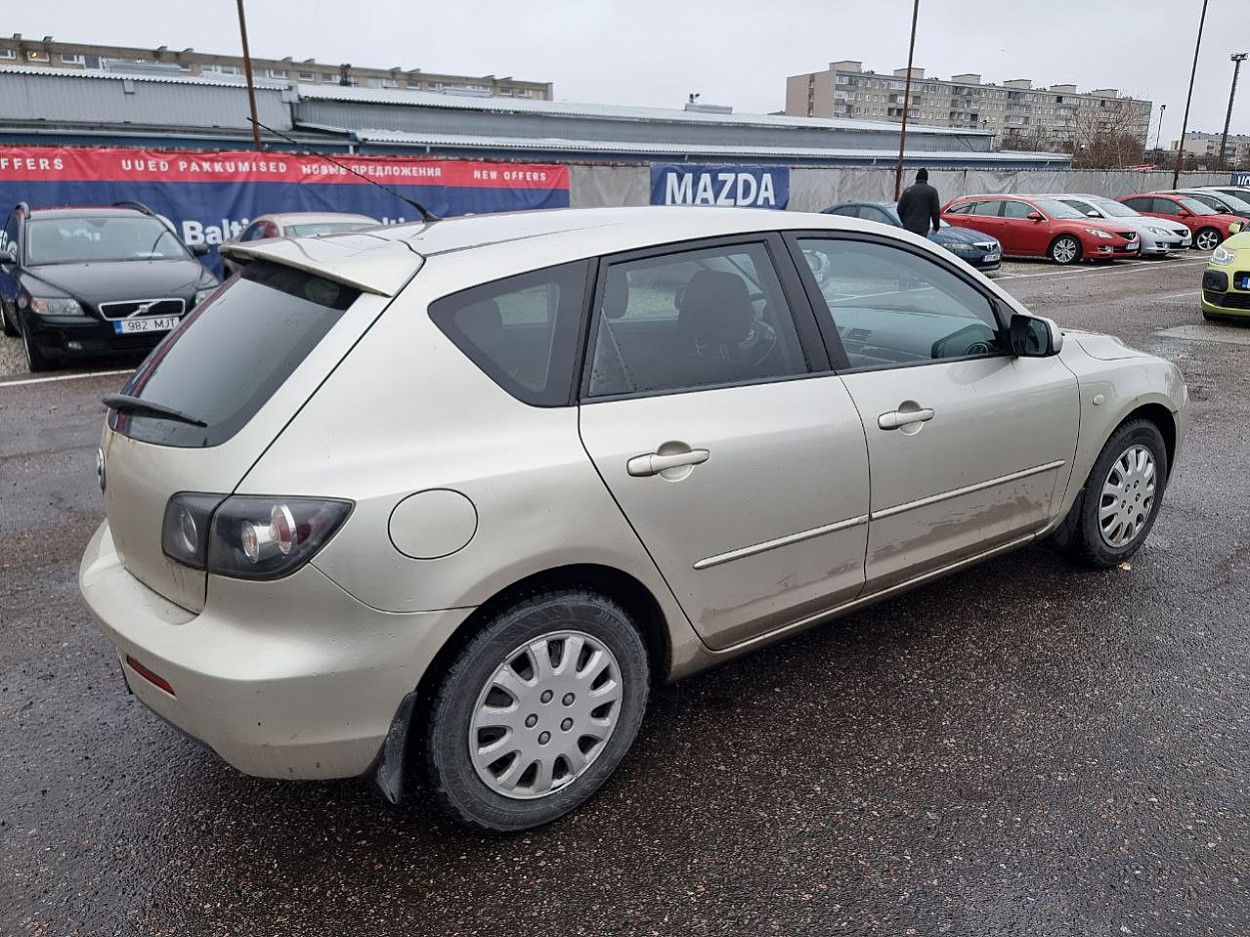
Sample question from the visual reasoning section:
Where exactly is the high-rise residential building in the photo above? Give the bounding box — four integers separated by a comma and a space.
0, 34, 552, 100
1172, 131, 1250, 168
785, 60, 1151, 150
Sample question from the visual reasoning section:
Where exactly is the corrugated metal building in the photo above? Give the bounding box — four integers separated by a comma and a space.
0, 66, 1071, 169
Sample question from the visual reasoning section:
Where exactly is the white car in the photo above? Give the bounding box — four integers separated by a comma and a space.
79, 207, 1187, 831
1052, 194, 1191, 255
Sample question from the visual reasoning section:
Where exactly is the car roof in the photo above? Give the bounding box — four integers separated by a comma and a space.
265, 212, 379, 224
23, 206, 151, 219
221, 206, 912, 297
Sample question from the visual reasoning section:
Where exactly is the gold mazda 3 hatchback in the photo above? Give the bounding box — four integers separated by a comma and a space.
79, 207, 1188, 831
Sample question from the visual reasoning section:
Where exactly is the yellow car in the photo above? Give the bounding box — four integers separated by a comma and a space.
1202, 230, 1250, 321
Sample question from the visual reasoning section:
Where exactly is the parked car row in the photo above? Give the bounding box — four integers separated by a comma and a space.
0, 205, 379, 371
824, 185, 1249, 268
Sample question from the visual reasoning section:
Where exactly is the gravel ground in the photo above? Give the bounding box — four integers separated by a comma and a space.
4, 254, 1250, 936
0, 333, 25, 377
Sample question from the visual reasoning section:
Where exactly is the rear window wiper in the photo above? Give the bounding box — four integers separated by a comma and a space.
102, 393, 208, 427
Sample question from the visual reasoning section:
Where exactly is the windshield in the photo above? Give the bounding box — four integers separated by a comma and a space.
1202, 192, 1250, 213
286, 220, 376, 238
109, 261, 360, 447
1178, 197, 1216, 215
1033, 199, 1088, 220
1088, 199, 1137, 218
26, 216, 190, 265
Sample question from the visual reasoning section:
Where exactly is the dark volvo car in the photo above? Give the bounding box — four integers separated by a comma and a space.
0, 203, 219, 372
823, 201, 1002, 272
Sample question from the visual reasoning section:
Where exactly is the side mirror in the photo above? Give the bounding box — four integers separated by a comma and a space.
189, 243, 210, 256
1026, 211, 1045, 222
1176, 208, 1191, 217
1087, 210, 1100, 218
1215, 206, 1232, 214
1010, 313, 1062, 357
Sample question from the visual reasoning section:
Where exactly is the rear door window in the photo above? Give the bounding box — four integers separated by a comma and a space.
110, 260, 360, 447
429, 261, 589, 406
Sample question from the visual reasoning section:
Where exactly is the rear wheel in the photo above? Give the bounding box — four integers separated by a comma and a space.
1049, 235, 1082, 265
1194, 227, 1222, 251
1052, 419, 1168, 568
424, 589, 650, 831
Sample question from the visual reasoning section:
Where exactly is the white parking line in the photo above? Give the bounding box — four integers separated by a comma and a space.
1157, 290, 1199, 300
0, 369, 131, 389
995, 257, 1209, 282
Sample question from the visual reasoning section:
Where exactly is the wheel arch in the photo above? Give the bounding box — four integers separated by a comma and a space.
372, 563, 673, 804
1119, 402, 1177, 479
1049, 231, 1084, 263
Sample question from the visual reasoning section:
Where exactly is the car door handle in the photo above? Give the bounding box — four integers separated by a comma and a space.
878, 407, 935, 430
626, 449, 710, 477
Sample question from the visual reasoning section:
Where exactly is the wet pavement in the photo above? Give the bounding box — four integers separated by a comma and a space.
3, 255, 1249, 935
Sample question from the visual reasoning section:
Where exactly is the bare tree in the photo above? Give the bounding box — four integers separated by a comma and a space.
1071, 100, 1146, 169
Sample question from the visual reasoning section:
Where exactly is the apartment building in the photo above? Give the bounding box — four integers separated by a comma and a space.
1172, 131, 1250, 168
0, 34, 552, 99
786, 61, 1152, 150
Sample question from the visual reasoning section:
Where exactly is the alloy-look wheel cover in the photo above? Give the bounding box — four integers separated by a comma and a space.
469, 630, 623, 800
1099, 444, 1157, 548
1053, 238, 1079, 264
1196, 230, 1220, 251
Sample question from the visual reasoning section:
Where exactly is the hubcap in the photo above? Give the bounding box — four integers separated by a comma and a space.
469, 630, 622, 800
1053, 239, 1078, 263
1099, 444, 1156, 548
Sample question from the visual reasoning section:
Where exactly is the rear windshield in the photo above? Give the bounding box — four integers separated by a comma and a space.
109, 261, 359, 447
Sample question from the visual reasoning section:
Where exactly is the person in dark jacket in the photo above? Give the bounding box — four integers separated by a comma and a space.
897, 168, 941, 236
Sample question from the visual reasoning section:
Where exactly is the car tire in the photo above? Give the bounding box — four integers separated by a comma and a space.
1194, 227, 1222, 251
1054, 419, 1169, 569
1049, 235, 1082, 265
0, 302, 16, 337
423, 589, 650, 832
22, 321, 54, 372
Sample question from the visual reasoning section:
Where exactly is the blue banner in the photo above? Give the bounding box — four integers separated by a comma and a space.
650, 164, 790, 210
1231, 171, 1250, 187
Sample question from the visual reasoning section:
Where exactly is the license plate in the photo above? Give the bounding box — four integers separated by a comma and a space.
1237, 274, 1250, 291
983, 252, 1000, 263
113, 316, 179, 335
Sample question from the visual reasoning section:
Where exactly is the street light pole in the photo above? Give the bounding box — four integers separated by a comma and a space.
894, 0, 921, 201
1154, 103, 1166, 156
1219, 53, 1248, 169
1173, 0, 1208, 188
235, 0, 264, 151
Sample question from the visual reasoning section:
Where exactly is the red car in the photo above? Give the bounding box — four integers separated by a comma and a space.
942, 194, 1140, 265
1118, 193, 1245, 251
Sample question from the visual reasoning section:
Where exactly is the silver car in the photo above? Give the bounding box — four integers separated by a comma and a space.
79, 208, 1187, 831
1052, 194, 1192, 255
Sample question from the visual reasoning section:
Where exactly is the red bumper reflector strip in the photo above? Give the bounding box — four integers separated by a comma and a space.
125, 655, 176, 696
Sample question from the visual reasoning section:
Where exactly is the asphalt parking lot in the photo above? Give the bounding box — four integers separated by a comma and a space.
3, 252, 1249, 936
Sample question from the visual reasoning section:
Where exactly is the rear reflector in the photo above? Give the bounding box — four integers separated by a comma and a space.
125, 655, 176, 696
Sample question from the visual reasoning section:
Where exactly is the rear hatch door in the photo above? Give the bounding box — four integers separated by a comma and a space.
102, 242, 421, 612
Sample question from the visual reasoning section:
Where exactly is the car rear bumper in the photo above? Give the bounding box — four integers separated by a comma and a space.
79, 520, 473, 780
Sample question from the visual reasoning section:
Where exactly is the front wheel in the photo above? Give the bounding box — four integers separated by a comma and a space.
1194, 227, 1222, 251
22, 322, 54, 372
1052, 419, 1168, 568
1050, 235, 1082, 265
424, 589, 650, 831
0, 302, 16, 337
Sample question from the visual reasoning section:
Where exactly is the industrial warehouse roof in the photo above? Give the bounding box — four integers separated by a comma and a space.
0, 63, 288, 89
294, 83, 993, 138
313, 126, 1068, 166
0, 65, 1070, 168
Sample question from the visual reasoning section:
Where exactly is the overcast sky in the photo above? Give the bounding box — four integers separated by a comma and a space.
9, 0, 1248, 142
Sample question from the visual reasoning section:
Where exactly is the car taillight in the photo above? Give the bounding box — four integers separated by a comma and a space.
162, 493, 352, 580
